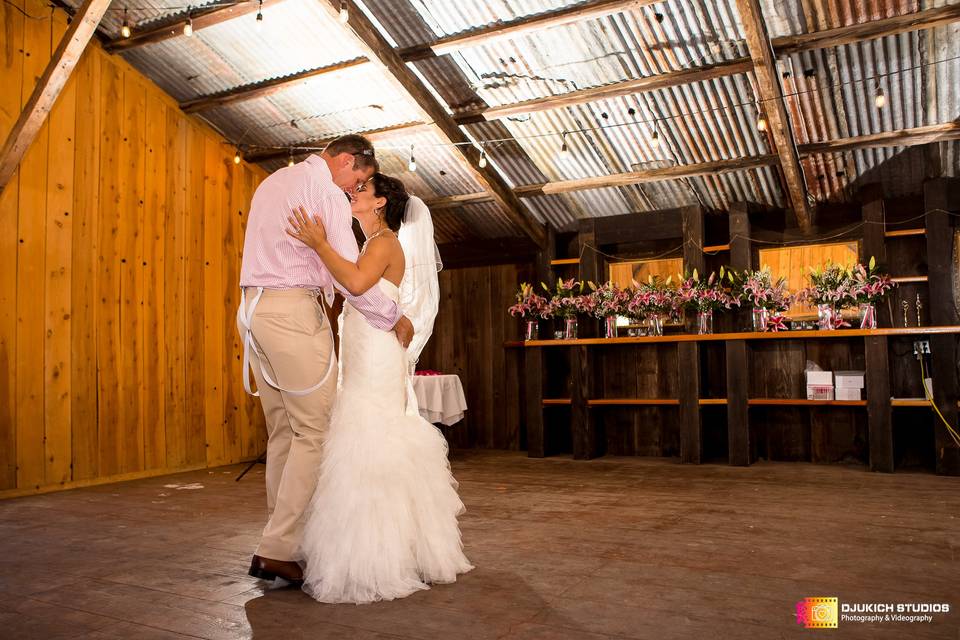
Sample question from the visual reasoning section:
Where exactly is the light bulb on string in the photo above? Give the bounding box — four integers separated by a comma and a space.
255, 0, 263, 28
183, 13, 193, 37
560, 131, 570, 156
650, 122, 660, 148
756, 113, 767, 132
874, 85, 886, 109
287, 150, 295, 167
478, 144, 487, 168
338, 1, 349, 23
234, 147, 242, 165
408, 146, 417, 172
121, 8, 131, 38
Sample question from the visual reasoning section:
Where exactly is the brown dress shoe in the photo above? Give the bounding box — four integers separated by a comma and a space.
248, 554, 304, 585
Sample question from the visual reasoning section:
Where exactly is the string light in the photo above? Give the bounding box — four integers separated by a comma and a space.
234, 147, 242, 164
120, 8, 131, 38
560, 131, 570, 155
183, 11, 193, 37
287, 149, 295, 167
650, 121, 660, 148
255, 0, 263, 28
756, 112, 768, 132
407, 145, 416, 172
478, 144, 487, 168
875, 85, 886, 109
338, 1, 348, 23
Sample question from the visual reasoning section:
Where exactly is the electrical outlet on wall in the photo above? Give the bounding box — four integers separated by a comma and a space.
913, 340, 931, 359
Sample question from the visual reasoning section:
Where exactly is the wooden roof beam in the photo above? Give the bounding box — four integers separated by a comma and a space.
735, 0, 812, 231
242, 121, 430, 163
328, 0, 546, 248
0, 0, 111, 195
423, 123, 960, 208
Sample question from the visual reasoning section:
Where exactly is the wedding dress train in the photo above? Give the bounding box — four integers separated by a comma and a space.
299, 278, 473, 604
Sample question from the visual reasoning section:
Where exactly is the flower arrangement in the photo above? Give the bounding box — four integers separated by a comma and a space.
543, 278, 586, 319
586, 281, 631, 319
627, 275, 677, 318
799, 262, 856, 308
508, 282, 549, 320
735, 268, 792, 313
850, 257, 896, 305
676, 268, 740, 313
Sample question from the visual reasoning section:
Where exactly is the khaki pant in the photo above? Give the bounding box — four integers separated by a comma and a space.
238, 288, 337, 561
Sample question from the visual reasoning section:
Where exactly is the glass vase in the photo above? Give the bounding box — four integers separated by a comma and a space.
524, 319, 539, 341
696, 310, 714, 335
563, 317, 578, 340
859, 303, 877, 330
647, 313, 664, 337
816, 304, 836, 331
751, 307, 769, 332
603, 316, 618, 339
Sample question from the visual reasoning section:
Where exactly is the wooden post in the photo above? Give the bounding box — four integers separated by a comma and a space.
678, 342, 702, 464
524, 347, 545, 458
726, 340, 751, 466
864, 336, 894, 472
571, 345, 598, 459
682, 204, 706, 333
924, 178, 960, 475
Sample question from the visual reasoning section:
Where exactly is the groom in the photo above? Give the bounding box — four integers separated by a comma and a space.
238, 135, 414, 584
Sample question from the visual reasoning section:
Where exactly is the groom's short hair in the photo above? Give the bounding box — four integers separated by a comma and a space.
323, 135, 378, 172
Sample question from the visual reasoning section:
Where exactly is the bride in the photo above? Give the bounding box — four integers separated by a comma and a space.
285, 172, 473, 604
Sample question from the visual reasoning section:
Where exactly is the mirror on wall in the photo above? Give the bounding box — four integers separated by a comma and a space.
759, 241, 860, 318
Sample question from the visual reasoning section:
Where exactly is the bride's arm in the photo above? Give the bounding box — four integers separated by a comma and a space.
287, 205, 389, 296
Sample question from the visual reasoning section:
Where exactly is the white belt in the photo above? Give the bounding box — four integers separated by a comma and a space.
237, 287, 336, 397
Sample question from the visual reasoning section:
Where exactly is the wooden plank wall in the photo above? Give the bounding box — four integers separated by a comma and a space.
417, 262, 535, 450
0, 0, 267, 497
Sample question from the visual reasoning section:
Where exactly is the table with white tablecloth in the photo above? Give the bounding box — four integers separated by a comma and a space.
410, 374, 467, 426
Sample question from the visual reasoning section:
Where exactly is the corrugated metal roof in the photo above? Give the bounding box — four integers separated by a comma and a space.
62, 0, 960, 242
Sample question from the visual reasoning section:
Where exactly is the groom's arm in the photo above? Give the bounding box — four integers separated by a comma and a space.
318, 191, 404, 332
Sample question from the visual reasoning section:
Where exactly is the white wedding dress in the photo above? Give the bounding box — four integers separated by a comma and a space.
299, 277, 473, 604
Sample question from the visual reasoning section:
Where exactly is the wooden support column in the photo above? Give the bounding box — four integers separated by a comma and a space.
864, 336, 894, 472
571, 345, 599, 460
535, 225, 557, 288
924, 178, 960, 475
577, 219, 601, 339
728, 203, 754, 333
678, 342, 702, 464
524, 347, 545, 458
860, 184, 891, 327
0, 0, 110, 195
726, 340, 751, 466
682, 204, 706, 333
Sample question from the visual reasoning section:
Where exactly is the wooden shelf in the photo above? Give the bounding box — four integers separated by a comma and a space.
517, 325, 960, 347
542, 398, 572, 406
891, 276, 928, 283
702, 244, 730, 252
884, 228, 925, 238
891, 398, 929, 407
550, 258, 580, 266
699, 398, 728, 405
588, 398, 679, 406
748, 398, 867, 407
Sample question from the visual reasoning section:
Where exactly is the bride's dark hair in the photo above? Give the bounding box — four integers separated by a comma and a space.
371, 173, 409, 232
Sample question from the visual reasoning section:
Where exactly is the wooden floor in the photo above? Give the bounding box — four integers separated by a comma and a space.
1, 450, 958, 639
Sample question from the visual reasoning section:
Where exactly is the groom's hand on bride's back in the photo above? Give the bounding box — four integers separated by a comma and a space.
393, 315, 414, 348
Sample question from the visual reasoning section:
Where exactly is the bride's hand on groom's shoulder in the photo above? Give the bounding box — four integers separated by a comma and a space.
286, 205, 327, 251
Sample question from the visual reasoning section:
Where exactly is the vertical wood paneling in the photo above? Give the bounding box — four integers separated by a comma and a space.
70, 48, 101, 482
143, 97, 166, 470
16, 0, 51, 490
0, 0, 25, 490
0, 2, 269, 497
202, 138, 225, 465
43, 8, 74, 487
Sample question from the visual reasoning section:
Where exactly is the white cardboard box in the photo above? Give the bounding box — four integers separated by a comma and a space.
835, 387, 862, 401
807, 384, 835, 401
805, 370, 833, 386
835, 371, 865, 389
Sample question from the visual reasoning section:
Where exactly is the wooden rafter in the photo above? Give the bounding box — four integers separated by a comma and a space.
422, 124, 960, 208
104, 0, 271, 53
179, 57, 368, 113
735, 0, 812, 230
0, 0, 110, 195
326, 0, 546, 248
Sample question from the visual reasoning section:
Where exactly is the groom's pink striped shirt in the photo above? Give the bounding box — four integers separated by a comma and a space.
239, 155, 401, 330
